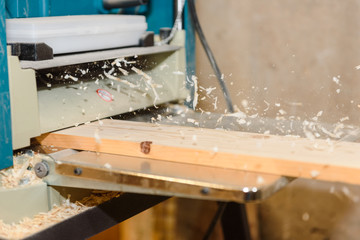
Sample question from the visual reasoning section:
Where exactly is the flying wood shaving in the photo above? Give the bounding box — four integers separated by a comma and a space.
104, 70, 137, 88
192, 135, 197, 145
263, 100, 270, 111
310, 170, 320, 178
187, 118, 199, 126
118, 67, 129, 76
187, 118, 196, 123
241, 99, 248, 108
131, 66, 151, 82
159, 64, 169, 70
111, 58, 122, 66
0, 191, 121, 239
191, 75, 199, 110
236, 118, 246, 125
320, 126, 341, 138
225, 111, 246, 119
111, 58, 136, 67
340, 116, 349, 122
200, 86, 216, 97
104, 163, 112, 169
131, 66, 159, 101
303, 126, 316, 140
172, 71, 185, 75
64, 74, 78, 82
108, 68, 115, 75
94, 128, 101, 144
332, 76, 341, 86
278, 109, 287, 115
212, 96, 218, 110
333, 123, 345, 136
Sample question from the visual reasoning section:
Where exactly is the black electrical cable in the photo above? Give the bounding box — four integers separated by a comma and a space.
188, 0, 234, 113
202, 202, 227, 240
188, 1, 245, 239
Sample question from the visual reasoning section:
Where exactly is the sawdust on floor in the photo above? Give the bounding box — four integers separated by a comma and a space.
0, 191, 121, 239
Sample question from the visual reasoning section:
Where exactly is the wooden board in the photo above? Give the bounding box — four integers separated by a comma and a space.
36, 119, 360, 185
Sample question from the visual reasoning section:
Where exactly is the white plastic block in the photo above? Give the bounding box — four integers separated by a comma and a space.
6, 15, 147, 54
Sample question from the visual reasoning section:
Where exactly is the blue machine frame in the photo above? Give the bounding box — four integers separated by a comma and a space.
0, 0, 12, 170
5, 0, 176, 34
0, 0, 195, 170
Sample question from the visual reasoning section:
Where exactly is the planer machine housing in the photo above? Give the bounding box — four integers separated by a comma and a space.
0, 0, 195, 169
7, 31, 189, 150
3, 4, 190, 154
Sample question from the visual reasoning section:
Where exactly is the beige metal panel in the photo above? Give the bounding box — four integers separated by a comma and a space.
0, 182, 48, 224
38, 31, 188, 133
7, 49, 41, 149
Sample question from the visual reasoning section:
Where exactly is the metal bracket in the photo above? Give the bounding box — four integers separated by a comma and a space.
38, 149, 293, 203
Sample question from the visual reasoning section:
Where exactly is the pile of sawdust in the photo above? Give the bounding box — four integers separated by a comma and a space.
0, 152, 42, 189
0, 152, 121, 239
0, 190, 121, 239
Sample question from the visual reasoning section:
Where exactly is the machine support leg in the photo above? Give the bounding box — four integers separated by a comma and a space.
221, 203, 252, 240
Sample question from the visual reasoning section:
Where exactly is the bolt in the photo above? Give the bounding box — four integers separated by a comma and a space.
74, 167, 82, 176
34, 161, 49, 178
201, 187, 210, 195
25, 150, 34, 157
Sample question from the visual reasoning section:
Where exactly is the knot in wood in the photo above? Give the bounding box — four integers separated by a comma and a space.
140, 141, 152, 154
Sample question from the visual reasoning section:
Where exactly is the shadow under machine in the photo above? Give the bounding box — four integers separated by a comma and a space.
0, 0, 290, 239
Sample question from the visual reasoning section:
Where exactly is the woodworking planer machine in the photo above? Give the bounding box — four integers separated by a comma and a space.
0, 0, 191, 168
0, 1, 292, 238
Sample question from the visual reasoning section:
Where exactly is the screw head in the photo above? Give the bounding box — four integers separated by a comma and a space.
201, 187, 210, 195
34, 161, 49, 178
74, 167, 82, 176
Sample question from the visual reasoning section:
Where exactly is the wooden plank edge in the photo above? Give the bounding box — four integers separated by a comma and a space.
36, 133, 360, 185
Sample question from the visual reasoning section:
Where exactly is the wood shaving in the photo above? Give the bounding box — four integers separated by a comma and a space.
131, 66, 159, 102
0, 152, 42, 189
104, 70, 138, 88
94, 128, 101, 144
263, 100, 270, 111
332, 76, 341, 85
339, 116, 349, 122
118, 67, 129, 76
64, 74, 78, 82
320, 126, 341, 139
1, 153, 121, 239
191, 75, 199, 110
172, 71, 185, 75
192, 135, 197, 145
0, 191, 121, 239
212, 96, 218, 110
310, 170, 320, 178
159, 64, 169, 71
111, 58, 136, 67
